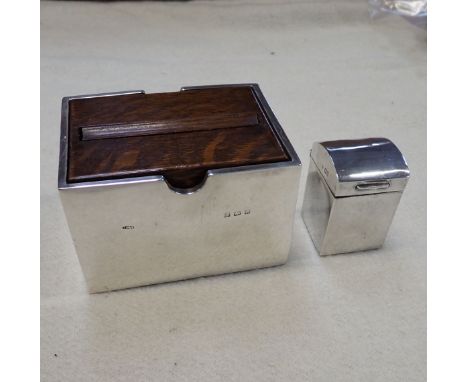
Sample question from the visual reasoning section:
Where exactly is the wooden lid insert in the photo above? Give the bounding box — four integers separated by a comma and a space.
67, 86, 289, 190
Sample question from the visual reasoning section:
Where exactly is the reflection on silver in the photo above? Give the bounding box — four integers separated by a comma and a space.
347, 169, 409, 180
302, 137, 410, 256
310, 137, 409, 197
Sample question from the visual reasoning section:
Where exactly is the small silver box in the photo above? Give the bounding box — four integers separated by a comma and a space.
58, 84, 301, 293
302, 138, 410, 256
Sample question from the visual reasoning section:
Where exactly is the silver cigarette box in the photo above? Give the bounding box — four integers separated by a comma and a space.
58, 84, 301, 292
302, 138, 410, 256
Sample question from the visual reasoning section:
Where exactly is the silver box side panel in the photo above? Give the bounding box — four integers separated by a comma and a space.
302, 159, 403, 256
60, 165, 300, 292
320, 191, 403, 255
301, 160, 332, 252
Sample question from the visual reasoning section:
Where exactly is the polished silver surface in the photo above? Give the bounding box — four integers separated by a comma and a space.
312, 138, 409, 197
61, 165, 300, 293
302, 138, 409, 256
58, 84, 301, 292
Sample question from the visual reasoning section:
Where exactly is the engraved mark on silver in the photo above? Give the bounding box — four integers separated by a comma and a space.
122, 225, 135, 230
224, 209, 251, 218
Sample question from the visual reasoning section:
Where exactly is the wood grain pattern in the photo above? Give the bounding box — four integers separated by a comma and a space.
81, 112, 258, 141
67, 86, 288, 189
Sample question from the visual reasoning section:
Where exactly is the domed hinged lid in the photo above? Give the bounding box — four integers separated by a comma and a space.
311, 137, 410, 197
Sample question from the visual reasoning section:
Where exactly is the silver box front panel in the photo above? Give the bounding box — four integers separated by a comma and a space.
302, 159, 403, 256
60, 166, 300, 292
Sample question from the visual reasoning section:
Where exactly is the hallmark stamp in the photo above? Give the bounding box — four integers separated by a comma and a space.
224, 209, 251, 218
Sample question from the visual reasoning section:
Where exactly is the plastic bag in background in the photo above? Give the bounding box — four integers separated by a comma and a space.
369, 0, 427, 28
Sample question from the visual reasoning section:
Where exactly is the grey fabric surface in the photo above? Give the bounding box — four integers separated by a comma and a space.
41, 1, 426, 381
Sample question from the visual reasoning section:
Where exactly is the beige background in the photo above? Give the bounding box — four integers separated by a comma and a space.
41, 1, 426, 381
